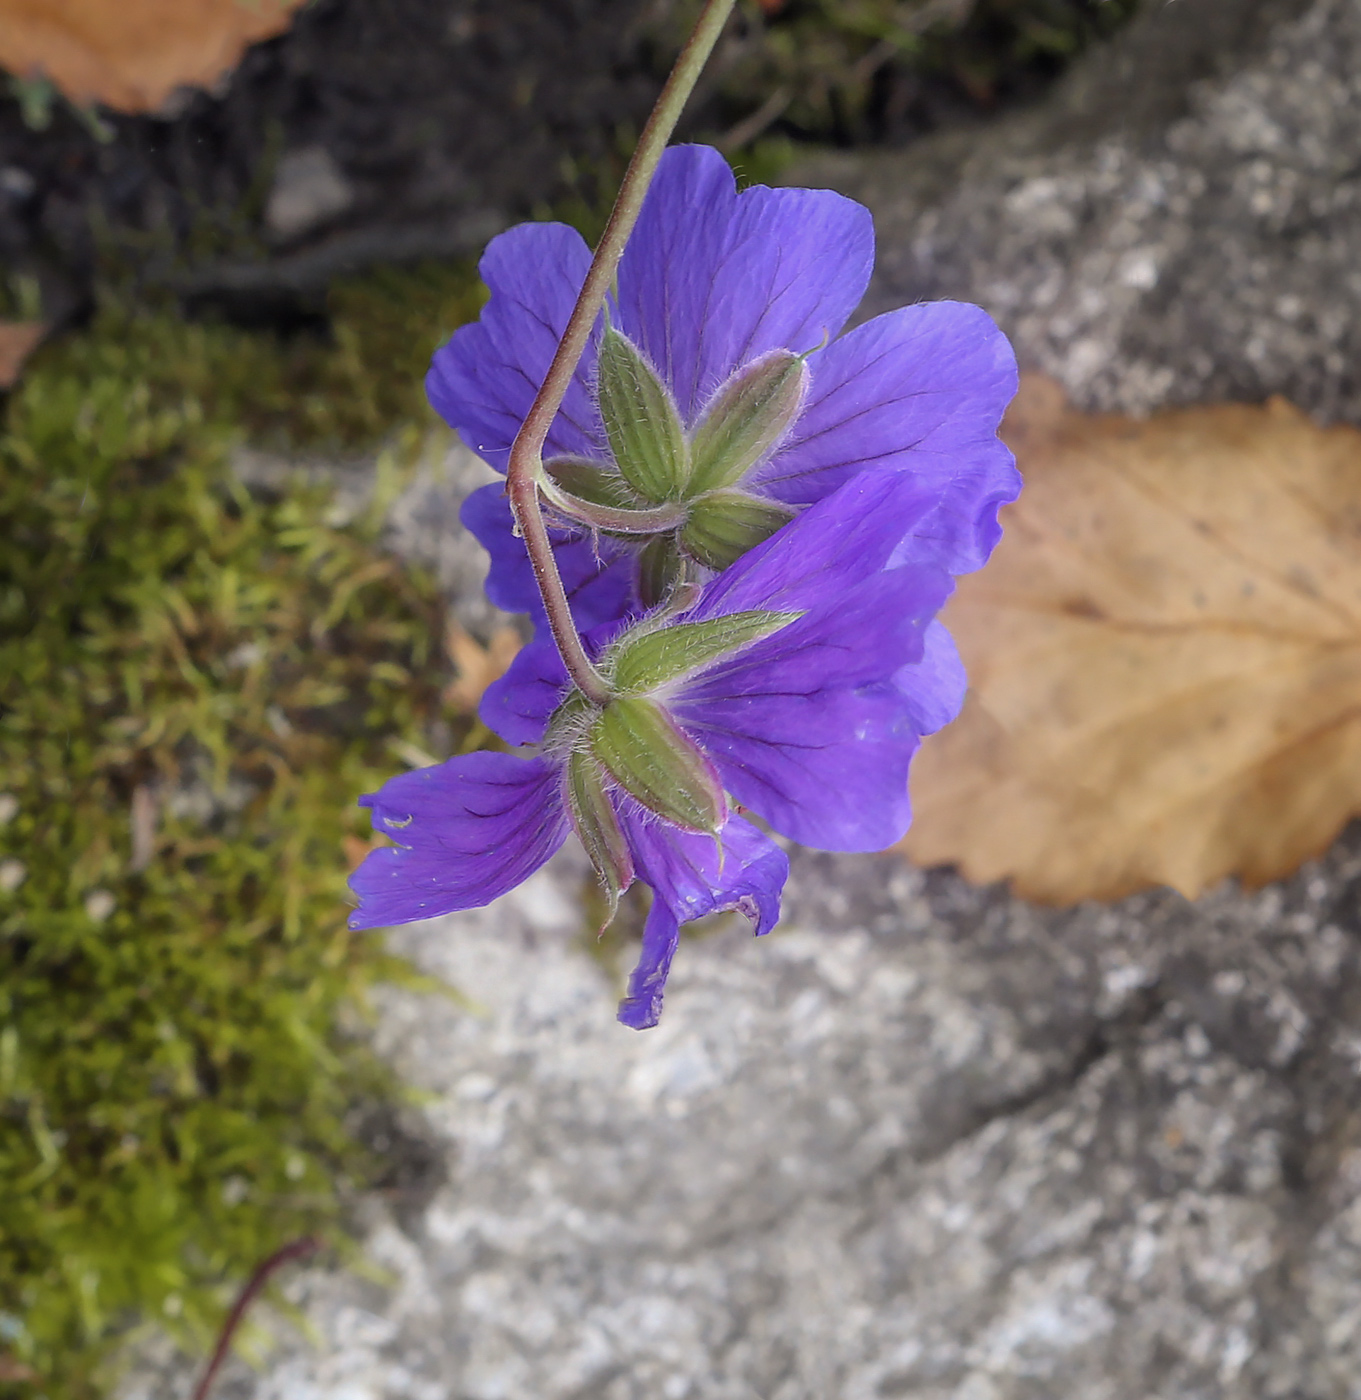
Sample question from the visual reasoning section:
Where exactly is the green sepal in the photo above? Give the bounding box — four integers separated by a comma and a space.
596, 327, 689, 503
637, 532, 684, 610
541, 482, 689, 536
687, 350, 809, 494
545, 688, 593, 750
545, 455, 642, 510
588, 696, 725, 834
609, 609, 801, 694
566, 750, 633, 928
680, 490, 795, 571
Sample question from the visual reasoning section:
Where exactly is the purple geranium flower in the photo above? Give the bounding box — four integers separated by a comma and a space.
350, 470, 964, 1029
431, 143, 1019, 633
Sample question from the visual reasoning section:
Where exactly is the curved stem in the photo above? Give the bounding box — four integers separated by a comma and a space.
191, 1238, 320, 1400
540, 477, 689, 535
505, 0, 738, 708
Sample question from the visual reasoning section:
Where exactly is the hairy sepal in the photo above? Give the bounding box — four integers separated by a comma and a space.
681, 490, 795, 571
638, 532, 684, 610
687, 350, 809, 494
596, 327, 689, 502
589, 697, 725, 835
566, 750, 634, 927
545, 455, 643, 510
608, 609, 802, 694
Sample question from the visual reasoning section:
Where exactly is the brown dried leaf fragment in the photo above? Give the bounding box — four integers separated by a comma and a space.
443, 619, 522, 715
0, 321, 46, 388
903, 374, 1361, 903
0, 0, 307, 113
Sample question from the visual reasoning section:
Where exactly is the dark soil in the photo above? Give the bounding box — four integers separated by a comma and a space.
0, 0, 668, 325
0, 0, 1135, 330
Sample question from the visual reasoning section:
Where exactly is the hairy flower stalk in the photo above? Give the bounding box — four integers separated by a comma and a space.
502, 0, 740, 706
349, 0, 1022, 1027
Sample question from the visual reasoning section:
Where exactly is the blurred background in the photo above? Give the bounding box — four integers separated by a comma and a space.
6, 1, 1361, 1398
0, 0, 1135, 326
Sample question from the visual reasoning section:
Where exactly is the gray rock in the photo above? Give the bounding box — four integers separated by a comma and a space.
266, 149, 357, 244
121, 1, 1361, 1395
380, 439, 507, 642
230, 433, 507, 639
796, 0, 1361, 424
122, 837, 1361, 1400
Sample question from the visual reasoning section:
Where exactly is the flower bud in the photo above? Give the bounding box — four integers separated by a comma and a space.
681, 490, 795, 572
688, 349, 809, 495
588, 696, 725, 835
596, 327, 689, 503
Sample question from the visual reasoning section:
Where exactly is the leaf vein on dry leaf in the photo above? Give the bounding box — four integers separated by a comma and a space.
954, 598, 1360, 646
903, 374, 1361, 903
1099, 452, 1361, 634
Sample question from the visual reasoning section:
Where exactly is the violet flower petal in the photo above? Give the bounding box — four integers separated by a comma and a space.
478, 633, 569, 747
757, 302, 1021, 572
674, 565, 950, 852
616, 809, 787, 1029
897, 619, 967, 739
478, 614, 645, 748
691, 468, 951, 620
427, 222, 607, 472
460, 482, 636, 631
616, 145, 874, 423
348, 752, 568, 928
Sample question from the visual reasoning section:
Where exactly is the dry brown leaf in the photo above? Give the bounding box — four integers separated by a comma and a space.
343, 831, 390, 871
0, 1357, 37, 1383
0, 321, 46, 388
902, 373, 1361, 904
0, 0, 307, 112
443, 620, 522, 715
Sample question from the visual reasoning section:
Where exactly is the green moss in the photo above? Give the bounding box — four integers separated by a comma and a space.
0, 262, 483, 1396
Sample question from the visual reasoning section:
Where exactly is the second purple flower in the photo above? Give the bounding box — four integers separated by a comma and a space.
350, 470, 963, 1029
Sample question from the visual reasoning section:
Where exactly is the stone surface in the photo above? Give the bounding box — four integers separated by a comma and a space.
265, 148, 356, 244
797, 0, 1360, 425
121, 1, 1361, 1396
123, 838, 1361, 1400
0, 0, 670, 320
230, 434, 504, 640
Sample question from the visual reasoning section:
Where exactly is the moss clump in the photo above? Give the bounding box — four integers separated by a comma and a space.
169, 262, 485, 450
0, 263, 482, 1397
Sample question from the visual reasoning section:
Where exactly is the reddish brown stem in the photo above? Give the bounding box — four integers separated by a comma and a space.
191, 1237, 320, 1400
504, 0, 738, 707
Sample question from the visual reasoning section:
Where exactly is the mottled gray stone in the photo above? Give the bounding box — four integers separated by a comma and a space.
123, 837, 1361, 1400
797, 0, 1361, 424
265, 149, 357, 245
230, 433, 505, 639
122, 1, 1361, 1395
379, 437, 506, 641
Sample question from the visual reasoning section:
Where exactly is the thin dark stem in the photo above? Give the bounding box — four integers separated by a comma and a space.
505, 0, 739, 707
191, 1238, 320, 1400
